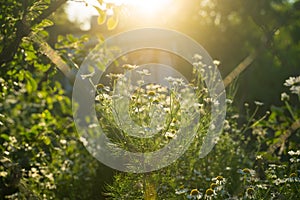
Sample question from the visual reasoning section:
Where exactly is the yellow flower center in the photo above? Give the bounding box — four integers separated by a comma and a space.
206, 188, 214, 196
190, 189, 200, 196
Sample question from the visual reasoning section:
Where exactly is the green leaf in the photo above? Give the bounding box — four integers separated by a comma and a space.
40, 19, 54, 28
25, 50, 37, 62
107, 16, 119, 30
18, 70, 24, 81
94, 6, 106, 25
43, 136, 51, 146
32, 19, 54, 33
98, 14, 106, 25
25, 72, 37, 94
66, 34, 76, 42
0, 134, 9, 141
38, 30, 49, 39
57, 35, 64, 43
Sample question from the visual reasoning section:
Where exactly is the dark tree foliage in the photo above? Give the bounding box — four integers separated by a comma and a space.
0, 0, 113, 199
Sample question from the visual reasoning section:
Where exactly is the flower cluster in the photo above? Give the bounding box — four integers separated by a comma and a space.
94, 63, 209, 153
284, 75, 300, 95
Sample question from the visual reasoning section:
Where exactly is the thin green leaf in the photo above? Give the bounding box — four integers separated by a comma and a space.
94, 6, 106, 25
107, 16, 119, 30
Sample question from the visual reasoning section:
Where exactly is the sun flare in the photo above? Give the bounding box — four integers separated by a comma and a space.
66, 0, 175, 30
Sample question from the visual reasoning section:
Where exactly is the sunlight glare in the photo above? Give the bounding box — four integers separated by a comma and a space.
107, 0, 172, 17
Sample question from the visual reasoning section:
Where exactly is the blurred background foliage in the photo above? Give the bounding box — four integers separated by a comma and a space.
0, 0, 299, 199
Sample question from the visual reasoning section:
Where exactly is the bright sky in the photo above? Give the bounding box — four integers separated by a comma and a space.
66, 0, 100, 30
66, 0, 173, 30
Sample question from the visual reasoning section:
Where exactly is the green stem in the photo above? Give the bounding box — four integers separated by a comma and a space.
242, 106, 259, 134
284, 101, 296, 121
